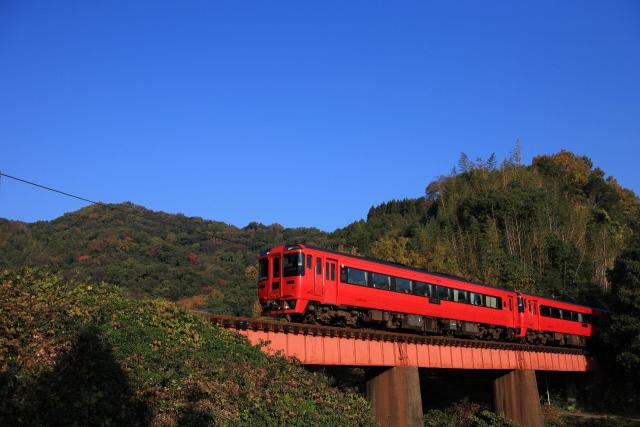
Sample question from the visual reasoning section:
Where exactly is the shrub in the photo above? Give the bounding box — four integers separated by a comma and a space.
0, 269, 374, 426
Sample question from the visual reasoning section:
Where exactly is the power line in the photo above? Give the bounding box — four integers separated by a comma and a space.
0, 172, 252, 249
2, 172, 111, 206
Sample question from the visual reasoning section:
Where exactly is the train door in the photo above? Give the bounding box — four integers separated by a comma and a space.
324, 258, 338, 305
516, 295, 527, 337
526, 299, 539, 331
313, 255, 324, 297
258, 258, 266, 298
507, 295, 516, 325
270, 254, 282, 299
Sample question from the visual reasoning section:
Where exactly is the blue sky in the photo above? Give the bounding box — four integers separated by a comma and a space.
1, 1, 639, 231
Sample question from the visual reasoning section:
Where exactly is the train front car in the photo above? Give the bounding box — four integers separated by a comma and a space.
258, 244, 308, 317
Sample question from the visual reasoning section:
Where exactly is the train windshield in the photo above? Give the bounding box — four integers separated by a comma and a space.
283, 252, 305, 276
258, 258, 268, 281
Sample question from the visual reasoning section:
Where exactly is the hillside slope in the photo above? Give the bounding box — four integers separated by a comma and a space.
0, 205, 330, 314
0, 269, 373, 426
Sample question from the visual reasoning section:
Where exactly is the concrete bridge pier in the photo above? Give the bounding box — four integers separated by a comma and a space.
366, 366, 423, 427
492, 369, 543, 427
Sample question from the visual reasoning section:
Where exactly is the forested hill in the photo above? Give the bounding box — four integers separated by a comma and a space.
0, 204, 330, 314
1, 150, 639, 313
334, 150, 640, 305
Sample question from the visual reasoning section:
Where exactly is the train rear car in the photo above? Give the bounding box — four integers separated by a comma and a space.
518, 294, 601, 346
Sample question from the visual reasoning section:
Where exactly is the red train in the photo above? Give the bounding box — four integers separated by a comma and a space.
258, 244, 605, 346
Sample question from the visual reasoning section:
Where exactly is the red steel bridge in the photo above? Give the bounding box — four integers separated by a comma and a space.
202, 314, 596, 427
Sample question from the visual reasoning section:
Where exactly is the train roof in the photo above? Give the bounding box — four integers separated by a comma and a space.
302, 244, 516, 294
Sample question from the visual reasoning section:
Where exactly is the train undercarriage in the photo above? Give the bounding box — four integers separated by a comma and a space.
288, 302, 586, 348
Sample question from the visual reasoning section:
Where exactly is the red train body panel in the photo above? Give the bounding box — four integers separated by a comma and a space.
258, 244, 604, 344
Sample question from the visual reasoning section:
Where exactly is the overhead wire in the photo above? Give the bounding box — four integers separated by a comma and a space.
0, 172, 255, 250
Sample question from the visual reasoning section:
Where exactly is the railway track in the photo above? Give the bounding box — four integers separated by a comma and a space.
196, 312, 587, 356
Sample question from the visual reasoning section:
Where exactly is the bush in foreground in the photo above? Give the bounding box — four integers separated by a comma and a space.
0, 269, 373, 426
424, 400, 515, 427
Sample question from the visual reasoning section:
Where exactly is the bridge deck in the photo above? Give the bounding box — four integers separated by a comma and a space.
202, 314, 595, 371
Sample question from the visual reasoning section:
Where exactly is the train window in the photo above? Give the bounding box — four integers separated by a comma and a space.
371, 273, 390, 290
432, 285, 441, 298
485, 295, 499, 309
395, 277, 412, 294
470, 292, 484, 306
414, 281, 430, 296
540, 305, 591, 323
325, 262, 330, 279
306, 255, 312, 269
330, 264, 336, 281
259, 259, 268, 281
436, 286, 450, 300
283, 253, 304, 277
273, 257, 280, 278
316, 258, 322, 275
453, 289, 468, 303
460, 290, 469, 303
462, 291, 469, 303
343, 267, 367, 286
445, 287, 453, 300
517, 297, 524, 313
